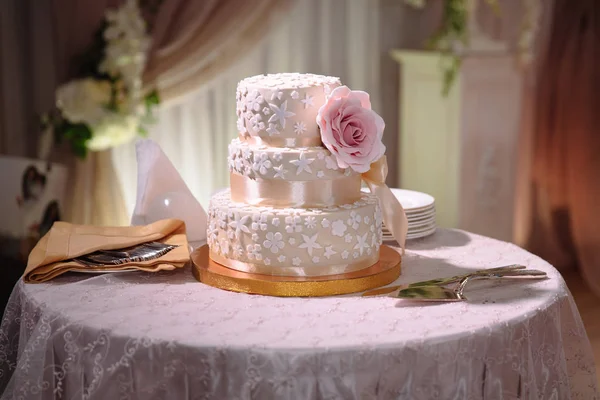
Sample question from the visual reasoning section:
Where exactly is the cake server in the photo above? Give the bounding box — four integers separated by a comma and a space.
361, 264, 526, 297
396, 269, 548, 302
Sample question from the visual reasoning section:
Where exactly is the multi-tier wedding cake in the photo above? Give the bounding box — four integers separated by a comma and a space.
206, 73, 406, 278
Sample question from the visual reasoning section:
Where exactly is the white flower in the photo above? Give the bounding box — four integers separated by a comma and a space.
220, 239, 230, 256
304, 216, 317, 229
87, 114, 139, 151
321, 219, 331, 228
285, 215, 303, 233
341, 250, 349, 260
272, 152, 283, 162
312, 256, 320, 264
246, 244, 262, 260
56, 79, 111, 125
252, 213, 268, 231
234, 245, 244, 258
246, 90, 264, 111
237, 117, 247, 135
252, 233, 259, 242
292, 257, 301, 266
262, 106, 271, 115
353, 251, 359, 259
331, 220, 347, 237
345, 234, 353, 243
316, 171, 325, 178
207, 220, 219, 243
347, 211, 362, 229
250, 114, 265, 133
294, 121, 307, 135
364, 216, 371, 225
252, 154, 272, 175
264, 257, 271, 265
317, 151, 326, 160
291, 90, 300, 99
272, 217, 280, 227
288, 237, 296, 245
277, 255, 286, 263
263, 232, 285, 254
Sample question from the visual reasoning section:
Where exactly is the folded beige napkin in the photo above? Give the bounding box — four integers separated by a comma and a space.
24, 219, 190, 283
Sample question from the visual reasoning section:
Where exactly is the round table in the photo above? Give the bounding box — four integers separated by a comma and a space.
1, 229, 597, 399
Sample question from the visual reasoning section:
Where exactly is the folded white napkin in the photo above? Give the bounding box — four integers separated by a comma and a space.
131, 139, 207, 247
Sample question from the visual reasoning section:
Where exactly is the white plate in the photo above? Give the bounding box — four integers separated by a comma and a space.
391, 188, 435, 212
361, 188, 435, 212
407, 226, 437, 240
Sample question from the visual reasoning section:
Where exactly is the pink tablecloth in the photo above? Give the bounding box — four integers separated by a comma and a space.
0, 229, 598, 399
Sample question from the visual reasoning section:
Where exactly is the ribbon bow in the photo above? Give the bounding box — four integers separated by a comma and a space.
361, 156, 408, 252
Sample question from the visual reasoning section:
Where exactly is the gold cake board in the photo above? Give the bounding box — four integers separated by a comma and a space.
191, 244, 401, 297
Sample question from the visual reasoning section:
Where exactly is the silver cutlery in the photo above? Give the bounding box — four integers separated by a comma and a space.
396, 269, 548, 302
361, 264, 527, 297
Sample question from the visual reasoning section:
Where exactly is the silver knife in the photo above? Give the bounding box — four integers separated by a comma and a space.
361, 264, 526, 297
396, 269, 548, 301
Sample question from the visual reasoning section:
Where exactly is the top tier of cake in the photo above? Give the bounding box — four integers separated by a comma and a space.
236, 73, 341, 148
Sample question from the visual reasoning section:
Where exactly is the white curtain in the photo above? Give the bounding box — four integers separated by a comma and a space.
112, 0, 381, 215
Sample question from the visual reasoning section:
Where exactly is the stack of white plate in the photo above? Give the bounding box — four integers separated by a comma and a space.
382, 188, 436, 241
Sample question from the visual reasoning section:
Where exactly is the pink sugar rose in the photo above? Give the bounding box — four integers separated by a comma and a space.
316, 86, 385, 173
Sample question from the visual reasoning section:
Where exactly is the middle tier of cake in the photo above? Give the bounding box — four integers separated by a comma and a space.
207, 189, 383, 277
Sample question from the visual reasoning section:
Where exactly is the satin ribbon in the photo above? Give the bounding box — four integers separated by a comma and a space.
362, 156, 408, 252
230, 172, 361, 207
239, 134, 323, 148
210, 250, 379, 277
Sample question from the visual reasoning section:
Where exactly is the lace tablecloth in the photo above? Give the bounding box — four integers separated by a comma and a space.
0, 229, 598, 399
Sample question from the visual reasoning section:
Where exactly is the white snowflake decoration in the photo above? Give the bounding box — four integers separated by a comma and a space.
299, 233, 322, 256
290, 152, 315, 175
268, 100, 295, 129
324, 246, 337, 259
293, 121, 307, 135
301, 93, 314, 109
273, 165, 287, 179
228, 212, 250, 239
304, 216, 317, 229
354, 233, 369, 256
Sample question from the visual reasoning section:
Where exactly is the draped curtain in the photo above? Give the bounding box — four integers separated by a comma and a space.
515, 0, 600, 293
112, 0, 383, 213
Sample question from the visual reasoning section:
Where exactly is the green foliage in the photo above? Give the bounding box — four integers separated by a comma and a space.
424, 0, 500, 96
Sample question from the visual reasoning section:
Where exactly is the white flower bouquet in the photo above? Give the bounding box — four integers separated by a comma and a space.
43, 0, 159, 158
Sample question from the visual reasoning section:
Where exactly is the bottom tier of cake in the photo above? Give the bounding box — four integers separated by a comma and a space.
207, 189, 383, 276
